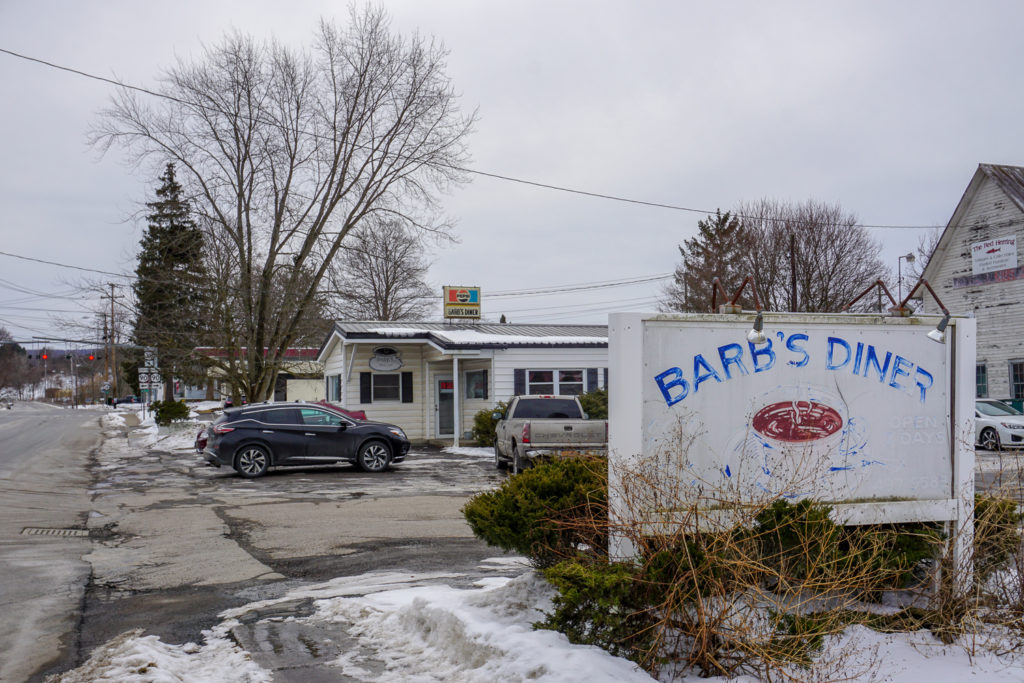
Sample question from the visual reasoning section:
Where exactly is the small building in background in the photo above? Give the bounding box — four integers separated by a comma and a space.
194, 347, 324, 403
317, 322, 609, 444
920, 163, 1024, 403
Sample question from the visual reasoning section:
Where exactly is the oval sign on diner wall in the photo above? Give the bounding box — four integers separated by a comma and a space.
752, 400, 843, 443
369, 347, 404, 372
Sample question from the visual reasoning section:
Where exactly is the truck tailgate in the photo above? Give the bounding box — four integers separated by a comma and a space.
528, 420, 606, 446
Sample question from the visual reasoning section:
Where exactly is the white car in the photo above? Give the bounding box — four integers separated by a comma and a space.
975, 399, 1024, 450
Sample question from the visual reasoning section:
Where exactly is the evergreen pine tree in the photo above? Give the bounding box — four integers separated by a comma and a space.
132, 163, 206, 399
661, 210, 750, 313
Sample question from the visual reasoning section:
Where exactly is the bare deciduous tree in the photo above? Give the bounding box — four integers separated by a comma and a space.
735, 198, 886, 313
324, 219, 435, 321
91, 7, 475, 400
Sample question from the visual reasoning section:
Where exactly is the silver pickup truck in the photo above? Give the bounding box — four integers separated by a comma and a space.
493, 395, 608, 473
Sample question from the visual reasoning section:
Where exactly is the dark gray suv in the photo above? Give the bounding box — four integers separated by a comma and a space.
202, 402, 410, 478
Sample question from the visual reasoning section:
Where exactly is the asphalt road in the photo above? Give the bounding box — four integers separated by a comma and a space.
0, 401, 101, 683
69, 413, 511, 681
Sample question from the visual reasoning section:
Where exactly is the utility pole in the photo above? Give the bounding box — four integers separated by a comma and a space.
101, 284, 122, 397
789, 232, 798, 312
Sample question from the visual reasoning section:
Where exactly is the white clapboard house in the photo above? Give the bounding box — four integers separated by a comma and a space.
920, 163, 1024, 402
316, 322, 608, 444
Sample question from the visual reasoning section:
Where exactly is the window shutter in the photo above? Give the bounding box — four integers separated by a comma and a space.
586, 368, 598, 392
401, 372, 413, 403
603, 368, 609, 391
360, 372, 372, 404
514, 369, 525, 396
482, 369, 489, 400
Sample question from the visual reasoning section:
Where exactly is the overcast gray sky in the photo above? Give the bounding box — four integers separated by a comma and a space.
1, 1, 1021, 347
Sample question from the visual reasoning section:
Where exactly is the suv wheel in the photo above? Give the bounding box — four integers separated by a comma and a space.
357, 440, 391, 473
235, 445, 270, 478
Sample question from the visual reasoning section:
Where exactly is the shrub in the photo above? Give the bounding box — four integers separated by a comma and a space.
470, 400, 508, 447
152, 399, 190, 426
539, 560, 656, 663
974, 493, 1023, 579
578, 387, 608, 420
461, 455, 607, 568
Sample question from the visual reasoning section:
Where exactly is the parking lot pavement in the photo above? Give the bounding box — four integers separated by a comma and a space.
71, 427, 517, 678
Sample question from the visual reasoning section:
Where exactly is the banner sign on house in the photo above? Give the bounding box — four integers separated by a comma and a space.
443, 286, 481, 319
971, 235, 1017, 275
608, 312, 975, 557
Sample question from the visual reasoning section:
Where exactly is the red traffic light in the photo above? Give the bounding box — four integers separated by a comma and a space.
41, 353, 48, 360
88, 355, 95, 361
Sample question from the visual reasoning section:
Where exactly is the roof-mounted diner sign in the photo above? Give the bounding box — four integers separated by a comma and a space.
443, 286, 481, 319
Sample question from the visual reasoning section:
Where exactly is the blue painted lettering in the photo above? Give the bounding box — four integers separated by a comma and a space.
785, 333, 810, 367
888, 355, 913, 391
693, 354, 723, 391
748, 338, 775, 372
654, 367, 688, 406
853, 342, 864, 375
718, 343, 749, 378
914, 367, 934, 403
863, 346, 892, 382
826, 337, 851, 370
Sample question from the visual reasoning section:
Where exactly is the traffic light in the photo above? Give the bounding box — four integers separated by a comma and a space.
41, 353, 48, 360
88, 354, 95, 361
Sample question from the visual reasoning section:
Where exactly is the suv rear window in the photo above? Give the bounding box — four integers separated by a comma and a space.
512, 398, 583, 419
247, 408, 299, 424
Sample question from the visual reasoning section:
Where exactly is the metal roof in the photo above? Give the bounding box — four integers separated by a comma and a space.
327, 320, 608, 350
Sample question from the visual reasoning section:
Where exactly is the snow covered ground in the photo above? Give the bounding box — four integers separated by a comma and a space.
54, 423, 1024, 682
50, 560, 1024, 683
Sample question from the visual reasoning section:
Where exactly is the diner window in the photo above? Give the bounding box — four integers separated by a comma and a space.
372, 373, 401, 402
527, 370, 554, 394
523, 369, 586, 395
465, 369, 488, 399
1012, 361, 1024, 400
976, 364, 988, 398
558, 370, 584, 395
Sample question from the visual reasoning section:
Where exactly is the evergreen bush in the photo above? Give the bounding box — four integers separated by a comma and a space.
461, 455, 607, 568
577, 387, 608, 420
152, 399, 190, 426
470, 400, 508, 447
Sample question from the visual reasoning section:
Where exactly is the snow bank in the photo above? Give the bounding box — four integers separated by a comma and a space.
47, 628, 268, 682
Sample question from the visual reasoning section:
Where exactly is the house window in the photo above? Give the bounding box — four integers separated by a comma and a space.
558, 370, 584, 395
465, 369, 488, 399
525, 369, 585, 395
1011, 361, 1024, 400
527, 370, 554, 394
330, 375, 341, 401
976, 364, 988, 398
372, 374, 401, 402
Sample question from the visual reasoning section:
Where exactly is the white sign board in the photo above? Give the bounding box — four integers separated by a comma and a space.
971, 235, 1017, 275
608, 312, 975, 556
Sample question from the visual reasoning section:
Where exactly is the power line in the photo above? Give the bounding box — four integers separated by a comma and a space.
0, 46, 946, 231
488, 274, 671, 298
0, 249, 130, 277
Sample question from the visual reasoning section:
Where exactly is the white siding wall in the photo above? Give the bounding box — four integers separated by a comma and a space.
492, 347, 609, 401
341, 344, 429, 440
923, 175, 1024, 398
